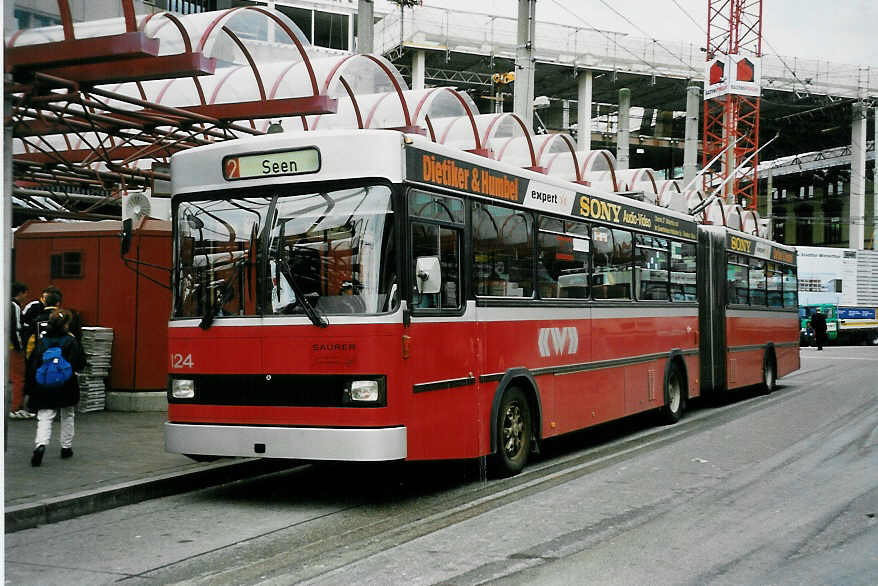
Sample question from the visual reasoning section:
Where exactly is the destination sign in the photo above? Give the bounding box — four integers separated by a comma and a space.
727, 233, 795, 264
223, 147, 320, 180
406, 147, 697, 240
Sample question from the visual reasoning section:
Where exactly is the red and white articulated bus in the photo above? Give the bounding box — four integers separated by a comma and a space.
164, 129, 800, 476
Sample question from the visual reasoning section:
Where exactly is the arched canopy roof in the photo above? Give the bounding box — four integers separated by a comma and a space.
704, 199, 728, 227
725, 204, 744, 231
615, 168, 658, 195
579, 149, 617, 175
7, 15, 133, 46
676, 188, 702, 212
740, 209, 761, 235
656, 179, 682, 197
533, 134, 581, 181
579, 149, 618, 190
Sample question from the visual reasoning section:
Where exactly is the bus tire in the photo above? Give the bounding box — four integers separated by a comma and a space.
660, 363, 685, 425
489, 386, 532, 477
762, 350, 777, 394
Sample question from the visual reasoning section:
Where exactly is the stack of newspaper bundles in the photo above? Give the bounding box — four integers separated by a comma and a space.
77, 327, 114, 412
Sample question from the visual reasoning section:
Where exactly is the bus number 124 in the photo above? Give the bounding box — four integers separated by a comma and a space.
171, 353, 194, 369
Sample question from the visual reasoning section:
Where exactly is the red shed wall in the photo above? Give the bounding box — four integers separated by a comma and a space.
13, 220, 171, 393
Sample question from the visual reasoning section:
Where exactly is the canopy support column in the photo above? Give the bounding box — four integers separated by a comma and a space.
850, 99, 867, 249
683, 83, 700, 187
513, 0, 536, 131
412, 50, 425, 91
617, 88, 630, 171
577, 69, 592, 152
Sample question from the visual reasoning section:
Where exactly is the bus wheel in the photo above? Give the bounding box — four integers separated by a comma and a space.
660, 364, 685, 425
490, 387, 532, 477
762, 351, 776, 393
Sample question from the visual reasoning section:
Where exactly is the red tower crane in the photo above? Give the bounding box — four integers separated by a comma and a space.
703, 0, 763, 210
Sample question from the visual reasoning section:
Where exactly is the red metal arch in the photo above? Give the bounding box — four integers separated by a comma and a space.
141, 11, 208, 106
580, 150, 619, 191
628, 168, 658, 195
658, 179, 682, 195
322, 54, 414, 129
741, 208, 760, 234
534, 133, 581, 182
309, 75, 363, 131
411, 88, 484, 153
196, 6, 319, 96
482, 113, 540, 170
438, 116, 464, 145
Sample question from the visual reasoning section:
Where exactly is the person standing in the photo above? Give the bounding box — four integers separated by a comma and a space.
26, 308, 86, 466
809, 308, 828, 351
24, 288, 62, 359
21, 285, 61, 348
9, 282, 33, 419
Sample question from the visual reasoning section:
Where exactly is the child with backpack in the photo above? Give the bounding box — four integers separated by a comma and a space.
26, 308, 86, 467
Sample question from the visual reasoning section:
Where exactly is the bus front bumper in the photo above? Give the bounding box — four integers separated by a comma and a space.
165, 422, 407, 461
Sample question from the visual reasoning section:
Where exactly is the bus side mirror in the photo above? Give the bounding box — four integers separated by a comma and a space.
415, 256, 442, 294
120, 218, 133, 256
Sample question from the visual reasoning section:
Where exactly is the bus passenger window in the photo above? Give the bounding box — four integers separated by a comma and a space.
472, 202, 534, 298
670, 241, 697, 301
749, 257, 766, 305
782, 266, 798, 307
727, 254, 749, 305
635, 235, 669, 301
411, 222, 461, 309
591, 227, 632, 300
767, 263, 783, 307
537, 230, 589, 299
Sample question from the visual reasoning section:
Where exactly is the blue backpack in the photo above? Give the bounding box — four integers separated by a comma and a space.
35, 340, 73, 388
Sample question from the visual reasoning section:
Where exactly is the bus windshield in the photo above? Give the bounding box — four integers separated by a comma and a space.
173, 183, 397, 323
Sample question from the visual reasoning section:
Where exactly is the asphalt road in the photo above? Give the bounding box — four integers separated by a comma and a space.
5, 345, 877, 585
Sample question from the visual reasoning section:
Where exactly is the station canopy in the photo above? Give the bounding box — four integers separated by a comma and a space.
6, 3, 764, 236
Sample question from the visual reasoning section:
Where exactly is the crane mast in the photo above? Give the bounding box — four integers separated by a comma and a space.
703, 0, 763, 210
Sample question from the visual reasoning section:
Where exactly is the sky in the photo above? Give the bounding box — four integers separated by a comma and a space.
375, 0, 878, 69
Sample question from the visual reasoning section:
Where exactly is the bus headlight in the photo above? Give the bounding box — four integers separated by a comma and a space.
172, 379, 195, 399
347, 380, 379, 402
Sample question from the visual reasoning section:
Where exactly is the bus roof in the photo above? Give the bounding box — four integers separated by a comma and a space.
171, 128, 798, 248
171, 129, 407, 195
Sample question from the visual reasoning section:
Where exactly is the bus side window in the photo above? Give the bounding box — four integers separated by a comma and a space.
592, 227, 632, 300
635, 234, 669, 301
472, 202, 534, 298
767, 262, 783, 307
782, 265, 798, 307
670, 241, 697, 302
727, 254, 749, 305
536, 217, 589, 299
749, 257, 766, 306
411, 222, 461, 310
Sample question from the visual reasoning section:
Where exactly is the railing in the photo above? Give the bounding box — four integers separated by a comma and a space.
375, 5, 876, 99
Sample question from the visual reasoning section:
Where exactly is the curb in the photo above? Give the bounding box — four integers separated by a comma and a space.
5, 458, 295, 533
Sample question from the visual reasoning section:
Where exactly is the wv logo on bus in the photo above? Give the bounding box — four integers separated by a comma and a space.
538, 327, 579, 357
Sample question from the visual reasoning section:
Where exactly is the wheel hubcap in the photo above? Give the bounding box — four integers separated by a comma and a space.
502, 402, 524, 458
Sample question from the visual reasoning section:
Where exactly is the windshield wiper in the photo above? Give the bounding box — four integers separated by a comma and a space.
199, 254, 248, 330
276, 258, 328, 328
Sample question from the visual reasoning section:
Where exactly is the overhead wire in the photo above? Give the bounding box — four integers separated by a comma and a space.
595, 0, 699, 74
546, 0, 690, 78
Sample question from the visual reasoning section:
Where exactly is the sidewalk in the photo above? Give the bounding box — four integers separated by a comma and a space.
4, 410, 290, 533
